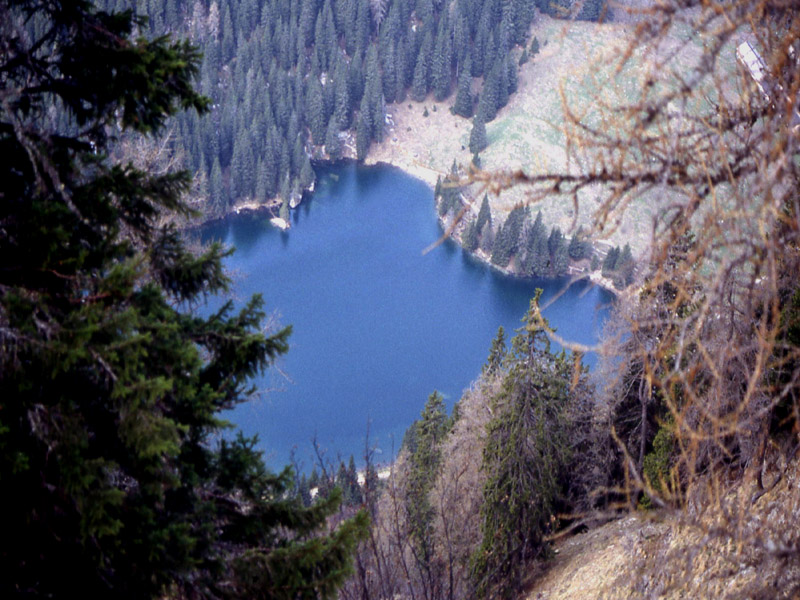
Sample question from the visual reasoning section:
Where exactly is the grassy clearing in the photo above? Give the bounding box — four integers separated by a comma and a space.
366, 11, 740, 258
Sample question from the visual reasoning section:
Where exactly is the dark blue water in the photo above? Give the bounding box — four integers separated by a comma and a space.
200, 163, 613, 470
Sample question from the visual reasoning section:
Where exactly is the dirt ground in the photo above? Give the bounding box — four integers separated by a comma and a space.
524, 515, 661, 599
526, 454, 800, 599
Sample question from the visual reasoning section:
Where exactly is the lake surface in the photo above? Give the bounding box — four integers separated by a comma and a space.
200, 162, 614, 470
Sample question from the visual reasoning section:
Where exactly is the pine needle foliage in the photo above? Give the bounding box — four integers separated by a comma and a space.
471, 291, 576, 598
0, 2, 366, 598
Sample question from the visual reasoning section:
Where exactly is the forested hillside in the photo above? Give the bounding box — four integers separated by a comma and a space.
108, 0, 606, 217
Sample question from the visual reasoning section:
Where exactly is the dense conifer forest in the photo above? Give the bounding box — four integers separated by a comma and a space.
0, 2, 368, 597
103, 0, 606, 218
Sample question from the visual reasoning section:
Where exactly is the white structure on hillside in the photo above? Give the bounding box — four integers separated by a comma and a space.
736, 40, 800, 132
736, 41, 768, 99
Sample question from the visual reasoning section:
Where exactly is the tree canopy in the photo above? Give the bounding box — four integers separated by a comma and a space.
0, 2, 366, 598
470, 292, 577, 598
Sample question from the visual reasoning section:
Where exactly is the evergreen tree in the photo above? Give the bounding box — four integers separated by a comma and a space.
382, 41, 398, 104
484, 326, 507, 374
394, 37, 409, 102
532, 232, 550, 277
363, 462, 380, 513
614, 243, 635, 288
471, 292, 576, 599
505, 55, 518, 96
308, 77, 328, 145
463, 220, 480, 252
521, 210, 545, 276
221, 4, 236, 62
280, 173, 292, 203
511, 0, 535, 45
279, 136, 292, 184
298, 0, 318, 47
575, 0, 609, 21
297, 473, 314, 507
348, 50, 366, 106
453, 55, 474, 117
353, 0, 371, 56
364, 45, 385, 141
293, 134, 307, 175
552, 238, 570, 276
476, 194, 492, 232
491, 205, 526, 267
548, 226, 564, 258
255, 158, 268, 202
210, 154, 227, 212
616, 243, 633, 270
262, 130, 279, 197
469, 114, 489, 154
299, 154, 317, 191
356, 111, 371, 160
411, 29, 433, 101
405, 391, 451, 588
476, 64, 499, 122
0, 4, 367, 598
494, 58, 510, 111
346, 455, 363, 506
481, 223, 496, 253
602, 246, 620, 277
438, 176, 462, 217
325, 118, 342, 160
336, 461, 353, 504
568, 230, 590, 260
309, 467, 321, 491
454, 13, 470, 64
333, 60, 352, 129
431, 11, 453, 101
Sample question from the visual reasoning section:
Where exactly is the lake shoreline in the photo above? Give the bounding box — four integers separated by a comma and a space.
201, 156, 620, 296
361, 157, 621, 297
199, 164, 614, 467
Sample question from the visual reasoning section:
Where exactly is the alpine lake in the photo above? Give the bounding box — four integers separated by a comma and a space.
199, 162, 614, 470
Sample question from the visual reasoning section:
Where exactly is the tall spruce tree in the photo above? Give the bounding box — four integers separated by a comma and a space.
484, 326, 507, 375
325, 118, 342, 160
453, 55, 474, 117
602, 246, 621, 277
411, 29, 434, 101
471, 292, 576, 599
405, 391, 451, 592
568, 229, 590, 260
521, 210, 546, 276
469, 114, 489, 154
491, 205, 526, 267
431, 11, 453, 101
463, 220, 480, 251
0, 3, 366, 599
476, 194, 492, 232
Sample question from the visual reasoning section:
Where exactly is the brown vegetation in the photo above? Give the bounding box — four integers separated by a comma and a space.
518, 0, 800, 595
344, 0, 800, 597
